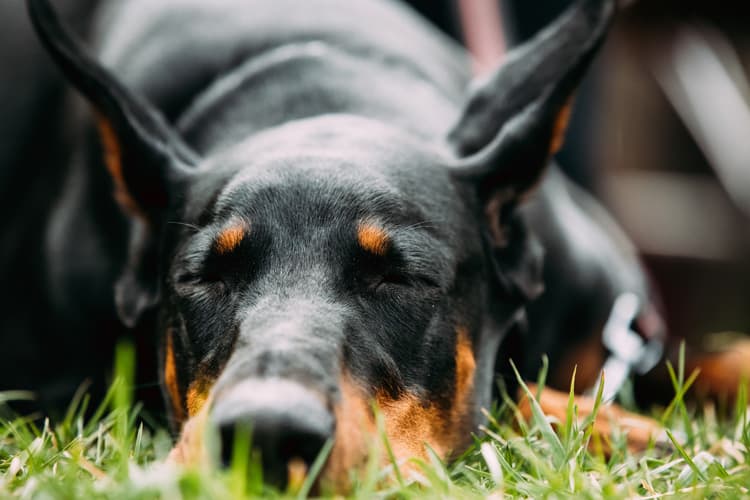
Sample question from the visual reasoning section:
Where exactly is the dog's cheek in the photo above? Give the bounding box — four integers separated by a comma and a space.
163, 329, 218, 425
376, 327, 477, 470
377, 394, 450, 463
167, 395, 213, 466
321, 331, 477, 488
165, 355, 217, 465
164, 329, 187, 424
322, 375, 376, 491
186, 376, 215, 417
451, 327, 477, 442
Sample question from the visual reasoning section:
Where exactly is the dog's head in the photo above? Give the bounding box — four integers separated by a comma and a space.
29, 0, 614, 488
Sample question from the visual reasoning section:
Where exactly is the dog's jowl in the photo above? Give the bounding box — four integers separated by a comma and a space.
18, 0, 685, 489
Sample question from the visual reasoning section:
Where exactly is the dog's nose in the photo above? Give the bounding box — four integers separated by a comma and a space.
211, 379, 334, 487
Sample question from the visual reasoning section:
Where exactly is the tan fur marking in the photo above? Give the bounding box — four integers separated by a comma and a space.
375, 328, 476, 466
357, 222, 390, 256
323, 355, 478, 488
214, 221, 248, 255
377, 393, 450, 460
164, 330, 185, 423
323, 375, 376, 490
287, 458, 308, 492
95, 116, 144, 217
452, 327, 477, 430
186, 376, 214, 417
168, 398, 212, 466
518, 383, 664, 454
550, 99, 574, 155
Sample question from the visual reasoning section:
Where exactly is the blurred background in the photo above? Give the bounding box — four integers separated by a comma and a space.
405, 0, 750, 347
587, 1, 750, 346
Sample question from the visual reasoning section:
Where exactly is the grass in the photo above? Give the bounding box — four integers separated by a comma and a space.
1, 344, 749, 499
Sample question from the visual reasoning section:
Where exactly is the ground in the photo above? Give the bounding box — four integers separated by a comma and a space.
1, 344, 749, 499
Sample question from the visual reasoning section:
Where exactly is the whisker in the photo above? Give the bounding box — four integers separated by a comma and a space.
400, 219, 443, 231
167, 221, 201, 232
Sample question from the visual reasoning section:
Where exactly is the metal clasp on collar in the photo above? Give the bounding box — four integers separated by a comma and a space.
587, 293, 664, 403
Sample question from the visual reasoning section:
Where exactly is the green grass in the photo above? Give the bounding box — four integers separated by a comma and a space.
1, 345, 749, 499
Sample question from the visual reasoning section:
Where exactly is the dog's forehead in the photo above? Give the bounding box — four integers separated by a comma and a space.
205, 115, 463, 222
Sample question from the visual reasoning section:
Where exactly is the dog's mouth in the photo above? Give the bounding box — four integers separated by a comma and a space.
167, 373, 469, 492
167, 327, 478, 491
168, 377, 374, 492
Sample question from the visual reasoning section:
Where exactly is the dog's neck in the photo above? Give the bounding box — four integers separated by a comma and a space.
174, 41, 463, 157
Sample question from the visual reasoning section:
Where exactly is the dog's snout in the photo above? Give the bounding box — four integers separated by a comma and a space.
211, 379, 334, 487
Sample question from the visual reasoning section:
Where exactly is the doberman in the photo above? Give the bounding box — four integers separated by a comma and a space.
7, 0, 744, 490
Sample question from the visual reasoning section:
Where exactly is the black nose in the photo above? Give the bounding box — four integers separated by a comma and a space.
211, 379, 334, 487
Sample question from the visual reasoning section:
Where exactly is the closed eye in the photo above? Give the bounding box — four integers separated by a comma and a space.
172, 229, 258, 291
354, 234, 445, 293
373, 270, 410, 292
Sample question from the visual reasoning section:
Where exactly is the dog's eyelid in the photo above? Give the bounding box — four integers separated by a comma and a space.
361, 249, 444, 291
400, 266, 444, 290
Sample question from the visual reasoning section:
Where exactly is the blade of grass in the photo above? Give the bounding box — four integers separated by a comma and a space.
509, 360, 566, 467
535, 355, 549, 401
581, 370, 606, 451
666, 429, 707, 483
660, 363, 700, 426
382, 420, 405, 488
562, 366, 578, 445
296, 438, 333, 500
228, 423, 252, 498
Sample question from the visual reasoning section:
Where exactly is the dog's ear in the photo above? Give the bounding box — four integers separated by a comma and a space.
448, 0, 614, 216
447, 0, 614, 302
28, 0, 200, 326
27, 0, 198, 217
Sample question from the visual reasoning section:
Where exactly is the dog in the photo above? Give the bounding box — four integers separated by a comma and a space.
9, 0, 745, 490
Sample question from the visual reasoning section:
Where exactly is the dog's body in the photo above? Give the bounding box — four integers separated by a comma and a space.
6, 0, 674, 488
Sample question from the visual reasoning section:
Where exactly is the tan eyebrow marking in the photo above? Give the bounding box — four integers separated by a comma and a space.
214, 220, 249, 254
357, 221, 390, 256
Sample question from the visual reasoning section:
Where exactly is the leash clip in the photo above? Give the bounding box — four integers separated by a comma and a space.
587, 292, 664, 402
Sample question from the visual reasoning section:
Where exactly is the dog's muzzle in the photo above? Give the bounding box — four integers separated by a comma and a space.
210, 378, 334, 487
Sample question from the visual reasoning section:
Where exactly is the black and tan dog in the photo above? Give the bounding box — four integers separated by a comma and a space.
6, 0, 744, 489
